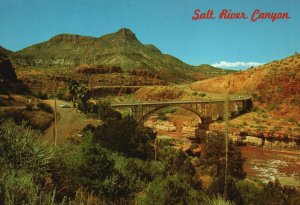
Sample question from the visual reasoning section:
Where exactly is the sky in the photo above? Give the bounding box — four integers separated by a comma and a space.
0, 0, 299, 69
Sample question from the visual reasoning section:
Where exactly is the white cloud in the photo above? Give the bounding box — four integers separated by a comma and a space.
211, 61, 264, 69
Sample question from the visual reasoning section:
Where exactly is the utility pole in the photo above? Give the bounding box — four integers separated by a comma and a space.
154, 137, 157, 162
152, 123, 158, 162
53, 78, 58, 146
224, 94, 230, 200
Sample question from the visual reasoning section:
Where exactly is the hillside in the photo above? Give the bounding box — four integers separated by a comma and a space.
191, 54, 300, 120
10, 28, 231, 83
0, 49, 17, 83
0, 46, 12, 57
188, 64, 236, 80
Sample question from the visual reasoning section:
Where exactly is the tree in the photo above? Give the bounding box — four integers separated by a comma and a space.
96, 101, 122, 121
76, 84, 90, 114
67, 80, 80, 107
92, 116, 155, 159
200, 133, 246, 179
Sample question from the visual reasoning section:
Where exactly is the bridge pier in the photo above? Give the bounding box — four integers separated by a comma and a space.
195, 117, 212, 142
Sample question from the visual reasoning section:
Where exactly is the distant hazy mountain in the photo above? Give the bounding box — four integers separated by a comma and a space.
10, 28, 232, 83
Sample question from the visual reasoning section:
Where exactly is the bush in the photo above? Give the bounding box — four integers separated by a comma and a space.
236, 180, 260, 205
158, 146, 196, 178
37, 102, 54, 114
60, 133, 149, 202
35, 92, 48, 100
158, 112, 168, 121
96, 102, 122, 121
25, 104, 33, 111
0, 170, 40, 205
137, 174, 201, 205
0, 120, 58, 205
0, 169, 56, 205
200, 195, 235, 205
253, 180, 300, 205
0, 120, 56, 177
208, 175, 243, 205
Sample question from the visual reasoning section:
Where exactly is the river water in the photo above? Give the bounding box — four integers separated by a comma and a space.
157, 132, 300, 188
240, 146, 300, 188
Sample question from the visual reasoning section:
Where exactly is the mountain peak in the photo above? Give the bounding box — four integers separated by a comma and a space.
113, 28, 137, 41
116, 28, 135, 35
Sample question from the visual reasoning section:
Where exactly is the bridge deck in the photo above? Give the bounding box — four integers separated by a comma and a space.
111, 97, 251, 107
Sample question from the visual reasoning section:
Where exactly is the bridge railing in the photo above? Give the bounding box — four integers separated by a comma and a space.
110, 96, 252, 107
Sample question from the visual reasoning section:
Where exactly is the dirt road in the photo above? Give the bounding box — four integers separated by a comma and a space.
43, 99, 100, 144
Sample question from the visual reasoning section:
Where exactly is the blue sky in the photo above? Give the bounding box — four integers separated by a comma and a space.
0, 0, 299, 69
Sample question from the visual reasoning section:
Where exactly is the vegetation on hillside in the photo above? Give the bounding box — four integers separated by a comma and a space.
10, 28, 232, 84
1, 102, 300, 204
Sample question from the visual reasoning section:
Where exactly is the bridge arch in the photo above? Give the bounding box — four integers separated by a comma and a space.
140, 104, 205, 123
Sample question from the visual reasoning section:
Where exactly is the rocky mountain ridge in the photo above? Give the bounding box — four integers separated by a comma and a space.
9, 28, 234, 83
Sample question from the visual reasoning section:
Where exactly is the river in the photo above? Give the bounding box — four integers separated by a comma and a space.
156, 132, 300, 188
241, 146, 300, 188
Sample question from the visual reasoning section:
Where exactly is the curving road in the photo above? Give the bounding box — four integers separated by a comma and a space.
43, 99, 100, 144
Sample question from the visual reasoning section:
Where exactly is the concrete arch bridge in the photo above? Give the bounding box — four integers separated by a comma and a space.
110, 97, 253, 139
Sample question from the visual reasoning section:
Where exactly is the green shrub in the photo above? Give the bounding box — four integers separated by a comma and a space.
242, 121, 248, 126
36, 92, 48, 100
158, 112, 168, 121
156, 107, 177, 121
0, 170, 39, 205
0, 169, 56, 205
200, 195, 234, 205
56, 133, 147, 202
137, 174, 201, 205
0, 120, 56, 177
96, 101, 122, 121
208, 175, 243, 205
287, 118, 296, 123
158, 146, 196, 178
252, 180, 299, 205
37, 102, 54, 114
236, 180, 260, 205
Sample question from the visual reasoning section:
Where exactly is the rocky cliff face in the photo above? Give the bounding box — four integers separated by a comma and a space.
0, 58, 17, 82
0, 48, 23, 94
0, 48, 17, 82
